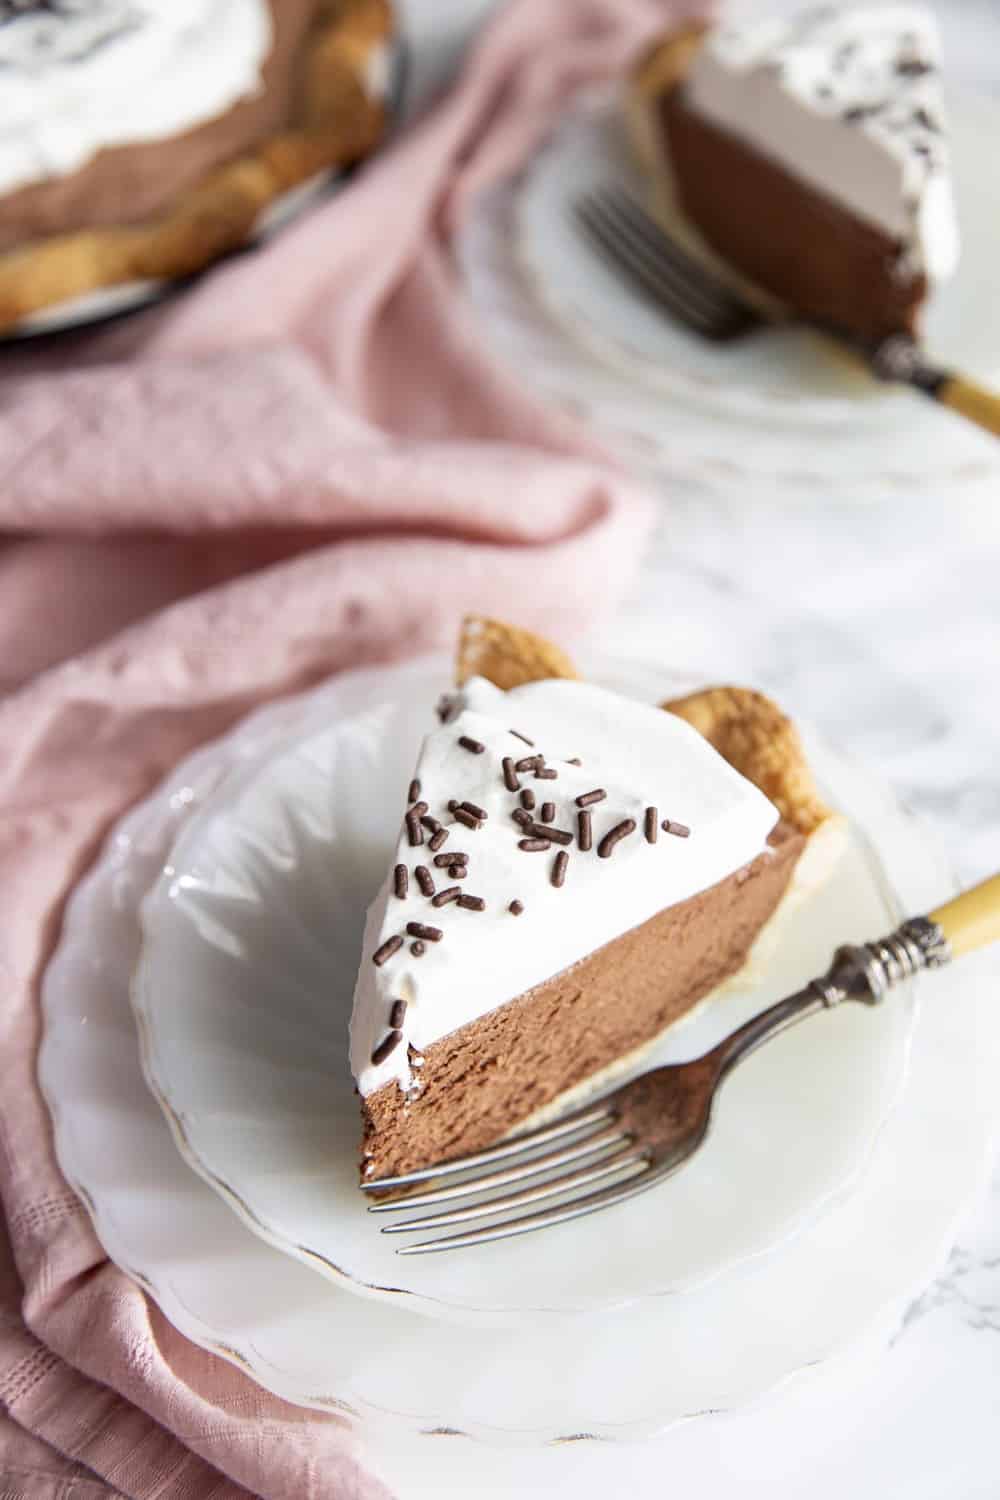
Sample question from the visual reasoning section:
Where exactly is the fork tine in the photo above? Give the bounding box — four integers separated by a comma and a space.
395, 1160, 662, 1255
586, 189, 738, 325
574, 197, 722, 336
599, 187, 751, 320
575, 189, 759, 341
360, 1099, 616, 1192
367, 1122, 629, 1213
382, 1145, 648, 1234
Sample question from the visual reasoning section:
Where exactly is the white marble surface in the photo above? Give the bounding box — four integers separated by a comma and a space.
372, 1, 1000, 1495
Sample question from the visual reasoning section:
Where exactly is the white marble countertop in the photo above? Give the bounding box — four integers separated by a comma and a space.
372, 2, 1000, 1494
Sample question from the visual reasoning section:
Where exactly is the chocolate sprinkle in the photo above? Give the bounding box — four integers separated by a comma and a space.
449, 864, 467, 879
458, 894, 486, 911
644, 807, 658, 844
566, 757, 583, 766
371, 1030, 402, 1066
512, 808, 534, 827
502, 757, 520, 793
389, 998, 407, 1029
535, 766, 558, 780
420, 815, 441, 835
528, 822, 572, 846
897, 56, 932, 77
458, 735, 485, 755
372, 935, 403, 967
393, 864, 408, 899
540, 802, 555, 824
430, 887, 461, 908
519, 837, 551, 852
429, 828, 448, 852
460, 801, 488, 822
597, 818, 636, 859
434, 850, 464, 867
405, 813, 423, 847
453, 806, 482, 830
409, 801, 428, 818
662, 819, 691, 839
407, 779, 421, 804
509, 730, 534, 746
410, 940, 426, 956
509, 899, 525, 915
515, 755, 543, 772
575, 789, 606, 808
577, 809, 592, 852
448, 800, 459, 813
551, 850, 569, 888
520, 789, 536, 811
415, 865, 435, 897
407, 921, 443, 941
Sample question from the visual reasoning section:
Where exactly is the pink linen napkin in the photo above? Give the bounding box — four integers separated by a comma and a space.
0, 1, 696, 1495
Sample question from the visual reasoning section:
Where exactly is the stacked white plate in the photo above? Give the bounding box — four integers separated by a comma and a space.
39, 653, 1000, 1442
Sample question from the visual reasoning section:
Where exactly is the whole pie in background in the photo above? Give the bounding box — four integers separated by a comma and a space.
0, 0, 395, 333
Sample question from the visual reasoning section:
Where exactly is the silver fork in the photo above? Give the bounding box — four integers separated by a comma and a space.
573, 185, 1000, 439
362, 871, 1000, 1252
573, 186, 759, 343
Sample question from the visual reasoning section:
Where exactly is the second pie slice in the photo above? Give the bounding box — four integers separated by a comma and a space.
350, 623, 844, 1182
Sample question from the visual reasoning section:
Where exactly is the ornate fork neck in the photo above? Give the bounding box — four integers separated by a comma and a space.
713, 916, 951, 1080
809, 916, 952, 1008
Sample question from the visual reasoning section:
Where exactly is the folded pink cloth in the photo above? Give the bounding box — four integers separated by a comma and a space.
0, 1, 693, 1495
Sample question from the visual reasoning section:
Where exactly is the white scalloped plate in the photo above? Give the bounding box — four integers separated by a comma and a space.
468, 87, 1000, 493
38, 655, 1000, 1441
131, 658, 914, 1321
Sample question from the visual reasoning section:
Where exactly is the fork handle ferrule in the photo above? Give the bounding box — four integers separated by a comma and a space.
809, 916, 951, 1009
865, 337, 1000, 440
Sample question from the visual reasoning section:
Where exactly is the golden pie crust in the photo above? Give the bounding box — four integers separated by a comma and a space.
632, 24, 709, 108
456, 615, 834, 837
0, 0, 392, 334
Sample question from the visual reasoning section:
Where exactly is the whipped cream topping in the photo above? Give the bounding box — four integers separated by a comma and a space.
349, 677, 780, 1101
0, 0, 272, 197
686, 4, 959, 283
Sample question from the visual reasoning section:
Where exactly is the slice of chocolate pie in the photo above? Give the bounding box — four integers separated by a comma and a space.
350, 620, 843, 1181
628, 5, 959, 340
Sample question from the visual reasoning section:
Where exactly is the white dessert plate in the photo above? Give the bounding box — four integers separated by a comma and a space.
38, 655, 1000, 1441
132, 656, 912, 1321
463, 87, 1000, 492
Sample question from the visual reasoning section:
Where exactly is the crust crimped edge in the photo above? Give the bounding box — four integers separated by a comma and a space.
455, 617, 832, 838
456, 616, 579, 691
662, 685, 832, 836
632, 23, 709, 104
0, 0, 392, 333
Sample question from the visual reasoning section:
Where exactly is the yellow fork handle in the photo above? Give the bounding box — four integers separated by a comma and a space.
934, 374, 1000, 440
930, 873, 1000, 959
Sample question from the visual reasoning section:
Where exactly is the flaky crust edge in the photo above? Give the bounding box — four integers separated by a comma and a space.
456, 615, 833, 837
